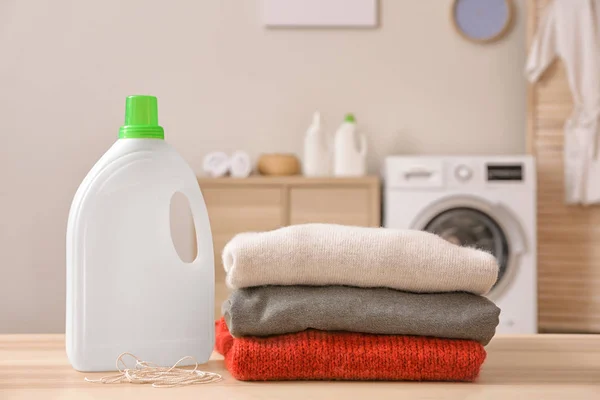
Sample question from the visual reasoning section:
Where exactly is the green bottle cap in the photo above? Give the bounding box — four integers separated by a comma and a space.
344, 113, 356, 123
119, 95, 165, 139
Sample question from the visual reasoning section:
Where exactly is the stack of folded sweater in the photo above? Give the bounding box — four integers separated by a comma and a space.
216, 224, 500, 382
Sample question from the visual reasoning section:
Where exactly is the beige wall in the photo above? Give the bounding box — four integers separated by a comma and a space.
0, 0, 526, 333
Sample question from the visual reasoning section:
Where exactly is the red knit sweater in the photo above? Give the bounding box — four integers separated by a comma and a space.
215, 318, 486, 382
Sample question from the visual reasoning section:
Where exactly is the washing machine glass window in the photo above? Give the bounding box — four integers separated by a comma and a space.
423, 207, 509, 289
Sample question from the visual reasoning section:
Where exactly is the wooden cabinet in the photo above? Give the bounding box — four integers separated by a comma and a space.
197, 176, 381, 318
289, 187, 374, 226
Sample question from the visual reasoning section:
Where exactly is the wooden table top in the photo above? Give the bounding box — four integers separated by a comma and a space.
1, 334, 599, 399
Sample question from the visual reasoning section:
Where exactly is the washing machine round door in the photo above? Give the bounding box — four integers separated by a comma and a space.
411, 196, 526, 298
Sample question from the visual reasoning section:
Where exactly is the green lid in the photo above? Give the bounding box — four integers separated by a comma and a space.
344, 113, 356, 123
119, 95, 165, 139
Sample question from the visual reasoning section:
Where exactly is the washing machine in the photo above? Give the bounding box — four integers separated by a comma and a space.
384, 156, 537, 334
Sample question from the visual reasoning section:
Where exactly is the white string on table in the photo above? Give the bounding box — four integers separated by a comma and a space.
85, 352, 222, 388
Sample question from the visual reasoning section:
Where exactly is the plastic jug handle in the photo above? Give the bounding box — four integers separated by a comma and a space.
179, 183, 214, 268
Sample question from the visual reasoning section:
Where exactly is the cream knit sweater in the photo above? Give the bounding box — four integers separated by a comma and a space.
222, 224, 499, 295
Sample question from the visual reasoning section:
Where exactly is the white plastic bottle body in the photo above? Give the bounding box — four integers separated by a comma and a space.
303, 112, 330, 177
333, 122, 367, 176
66, 139, 214, 372
303, 134, 330, 176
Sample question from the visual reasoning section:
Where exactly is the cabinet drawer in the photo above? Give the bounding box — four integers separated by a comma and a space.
202, 187, 283, 233
290, 187, 371, 226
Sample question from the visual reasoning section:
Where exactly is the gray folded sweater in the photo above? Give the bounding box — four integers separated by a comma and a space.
222, 286, 500, 345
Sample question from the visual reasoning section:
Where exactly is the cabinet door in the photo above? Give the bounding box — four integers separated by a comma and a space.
201, 187, 283, 318
289, 187, 373, 227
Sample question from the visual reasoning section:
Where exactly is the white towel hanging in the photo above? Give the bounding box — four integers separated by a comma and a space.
526, 0, 600, 205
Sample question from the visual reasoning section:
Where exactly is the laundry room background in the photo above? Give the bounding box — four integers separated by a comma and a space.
0, 0, 527, 334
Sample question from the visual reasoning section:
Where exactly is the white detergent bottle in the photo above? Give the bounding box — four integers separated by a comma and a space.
333, 113, 367, 176
303, 111, 330, 176
66, 95, 214, 372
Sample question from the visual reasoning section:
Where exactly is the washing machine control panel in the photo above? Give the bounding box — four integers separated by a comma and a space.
386, 157, 529, 189
454, 165, 473, 182
486, 164, 524, 181
448, 162, 527, 187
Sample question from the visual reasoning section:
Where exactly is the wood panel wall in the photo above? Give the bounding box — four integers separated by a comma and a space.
527, 0, 600, 332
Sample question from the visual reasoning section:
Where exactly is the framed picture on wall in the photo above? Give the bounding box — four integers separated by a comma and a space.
263, 0, 378, 28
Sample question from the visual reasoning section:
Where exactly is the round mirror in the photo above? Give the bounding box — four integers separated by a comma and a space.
452, 0, 514, 44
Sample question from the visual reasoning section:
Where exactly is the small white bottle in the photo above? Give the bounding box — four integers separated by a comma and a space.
303, 111, 330, 176
333, 113, 367, 176
66, 96, 214, 371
